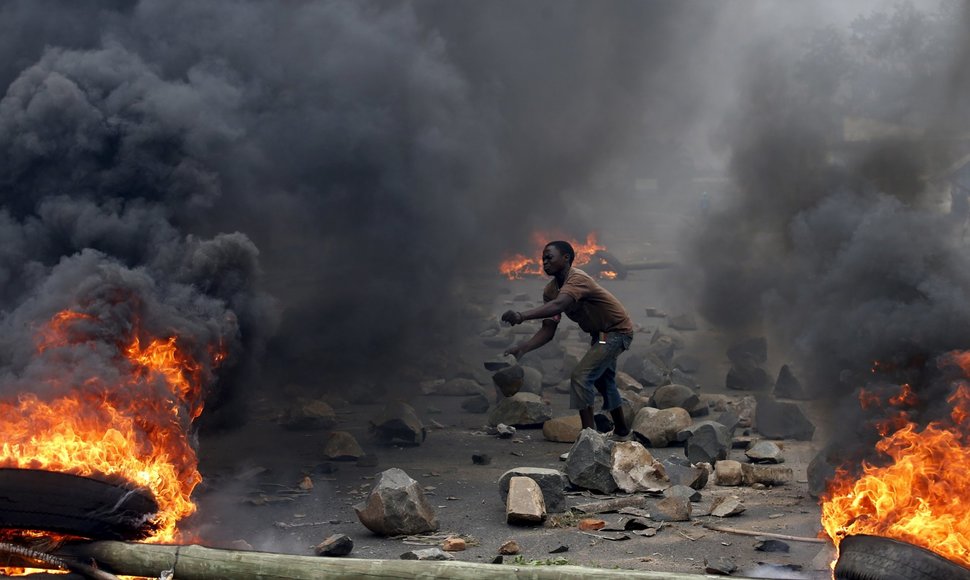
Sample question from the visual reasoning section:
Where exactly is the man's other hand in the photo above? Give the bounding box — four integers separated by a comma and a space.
501, 310, 524, 325
504, 345, 524, 359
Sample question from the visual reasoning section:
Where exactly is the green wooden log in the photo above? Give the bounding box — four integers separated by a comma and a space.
55, 540, 764, 580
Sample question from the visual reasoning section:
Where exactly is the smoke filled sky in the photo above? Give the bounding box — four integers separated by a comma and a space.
0, 0, 966, 417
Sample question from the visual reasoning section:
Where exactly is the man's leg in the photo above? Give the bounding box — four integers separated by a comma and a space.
570, 343, 616, 431
594, 361, 629, 435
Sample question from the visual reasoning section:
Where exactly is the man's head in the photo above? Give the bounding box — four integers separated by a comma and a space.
543, 241, 574, 275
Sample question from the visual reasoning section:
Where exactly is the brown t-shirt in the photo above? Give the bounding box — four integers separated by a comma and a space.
542, 268, 634, 335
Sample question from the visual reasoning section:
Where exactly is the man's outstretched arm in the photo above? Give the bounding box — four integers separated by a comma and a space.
501, 293, 575, 326
505, 318, 558, 359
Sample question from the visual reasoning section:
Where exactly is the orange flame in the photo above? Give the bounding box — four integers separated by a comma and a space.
498, 232, 615, 279
821, 364, 970, 568
0, 310, 225, 543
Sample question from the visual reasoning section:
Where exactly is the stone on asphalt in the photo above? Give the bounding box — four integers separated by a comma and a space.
542, 415, 583, 443
322, 431, 364, 461
488, 392, 552, 427
280, 399, 336, 431
648, 383, 699, 411
442, 537, 466, 551
632, 406, 692, 448
498, 467, 568, 513
664, 484, 702, 503
611, 441, 670, 493
745, 440, 785, 463
461, 393, 490, 414
741, 462, 793, 486
506, 476, 547, 525
651, 496, 691, 522
370, 401, 426, 446
400, 548, 454, 561
354, 468, 439, 535
774, 364, 809, 399
492, 365, 524, 397
565, 429, 617, 494
755, 397, 815, 441
498, 540, 520, 555
685, 421, 731, 465
315, 534, 353, 557
714, 460, 744, 486
710, 496, 746, 517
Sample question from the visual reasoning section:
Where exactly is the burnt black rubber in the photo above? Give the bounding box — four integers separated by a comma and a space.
0, 468, 158, 541
835, 534, 970, 580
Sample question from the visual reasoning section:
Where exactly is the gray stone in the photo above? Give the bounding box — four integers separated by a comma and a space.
710, 496, 746, 517
745, 440, 784, 463
755, 539, 791, 553
622, 352, 670, 387
705, 558, 738, 575
322, 431, 364, 461
672, 355, 702, 374
487, 393, 552, 427
280, 399, 336, 431
664, 484, 702, 503
616, 371, 644, 393
355, 468, 438, 535
400, 548, 454, 561
651, 496, 691, 521
506, 476, 546, 525
755, 397, 815, 441
370, 402, 426, 446
646, 335, 678, 365
726, 360, 771, 391
774, 364, 810, 400
684, 422, 732, 465
611, 441, 669, 493
315, 534, 353, 557
671, 369, 700, 390
660, 456, 709, 490
461, 393, 490, 414
521, 366, 544, 395
498, 467, 568, 513
565, 429, 617, 494
632, 407, 692, 448
496, 423, 516, 438
648, 384, 699, 411
492, 365, 524, 397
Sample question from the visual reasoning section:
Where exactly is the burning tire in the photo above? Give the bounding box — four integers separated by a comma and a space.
0, 468, 158, 541
835, 534, 970, 580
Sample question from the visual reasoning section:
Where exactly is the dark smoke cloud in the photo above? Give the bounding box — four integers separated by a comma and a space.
1, 0, 723, 403
685, 1, 970, 444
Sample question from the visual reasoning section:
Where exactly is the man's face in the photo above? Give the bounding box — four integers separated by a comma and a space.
542, 245, 570, 275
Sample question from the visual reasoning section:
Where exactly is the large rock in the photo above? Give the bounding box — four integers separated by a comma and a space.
684, 422, 731, 465
492, 365, 525, 397
461, 393, 490, 414
488, 393, 552, 427
506, 476, 546, 525
354, 468, 438, 535
611, 441, 669, 493
280, 399, 336, 431
648, 384, 699, 411
755, 397, 815, 441
726, 360, 771, 391
774, 365, 810, 400
672, 355, 702, 374
565, 429, 617, 494
621, 352, 670, 387
542, 415, 583, 443
322, 431, 364, 461
498, 467, 568, 513
616, 371, 644, 394
521, 366, 544, 395
746, 440, 784, 463
632, 407, 692, 448
370, 401, 426, 445
661, 456, 709, 490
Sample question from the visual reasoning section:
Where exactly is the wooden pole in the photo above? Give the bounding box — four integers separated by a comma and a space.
52, 540, 768, 580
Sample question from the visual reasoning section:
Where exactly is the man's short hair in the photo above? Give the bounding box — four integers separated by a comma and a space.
546, 240, 575, 264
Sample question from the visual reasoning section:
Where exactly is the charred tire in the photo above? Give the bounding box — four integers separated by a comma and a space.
0, 468, 158, 540
835, 534, 970, 580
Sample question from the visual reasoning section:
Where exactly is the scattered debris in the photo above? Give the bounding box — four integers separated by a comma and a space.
315, 534, 353, 557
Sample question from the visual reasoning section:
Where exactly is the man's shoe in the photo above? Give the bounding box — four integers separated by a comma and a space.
608, 429, 632, 442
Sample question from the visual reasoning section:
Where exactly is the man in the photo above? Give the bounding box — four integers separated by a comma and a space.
501, 240, 634, 439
